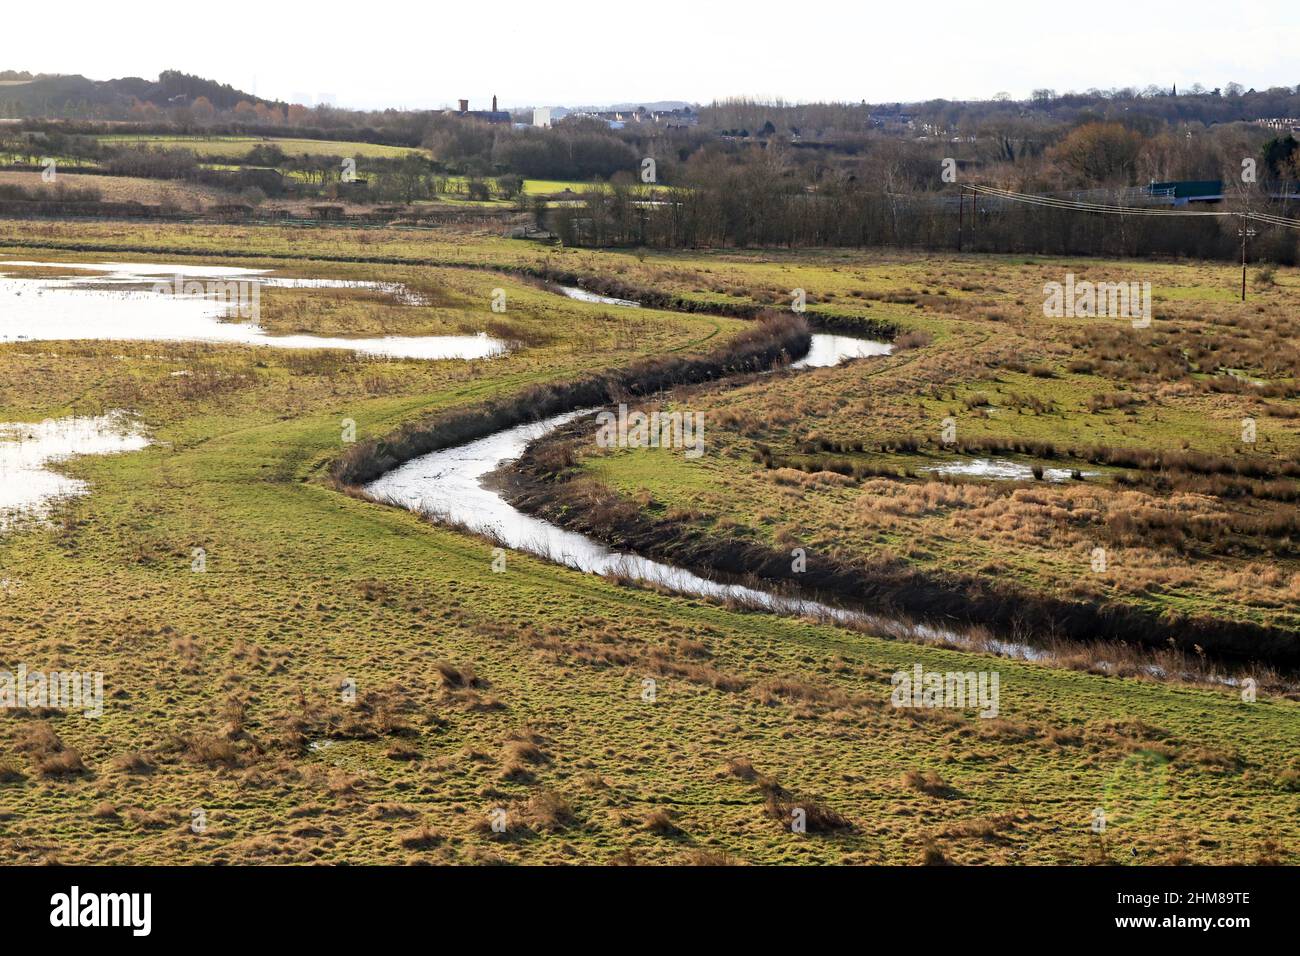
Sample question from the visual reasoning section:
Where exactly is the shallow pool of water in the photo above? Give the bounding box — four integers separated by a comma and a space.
923, 458, 1097, 482
0, 411, 149, 530
0, 261, 506, 360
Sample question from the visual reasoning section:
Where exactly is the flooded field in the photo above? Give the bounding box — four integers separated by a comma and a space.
0, 261, 506, 360
0, 411, 148, 530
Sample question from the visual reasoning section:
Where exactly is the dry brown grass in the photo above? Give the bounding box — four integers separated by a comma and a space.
0, 170, 235, 209
902, 769, 960, 798
525, 789, 575, 831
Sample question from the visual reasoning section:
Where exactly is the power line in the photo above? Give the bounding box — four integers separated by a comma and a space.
956, 184, 1300, 300
962, 183, 1300, 230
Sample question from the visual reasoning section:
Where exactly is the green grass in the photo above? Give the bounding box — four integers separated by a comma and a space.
95, 135, 422, 159
0, 152, 92, 167
439, 176, 595, 196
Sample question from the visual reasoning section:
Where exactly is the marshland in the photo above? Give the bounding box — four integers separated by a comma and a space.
0, 216, 1295, 865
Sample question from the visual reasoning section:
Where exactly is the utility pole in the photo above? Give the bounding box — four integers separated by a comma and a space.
957, 184, 964, 252
1239, 218, 1256, 302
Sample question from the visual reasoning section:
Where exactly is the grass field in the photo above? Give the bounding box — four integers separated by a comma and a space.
439, 176, 595, 196
0, 222, 1296, 864
95, 135, 423, 159
0, 170, 236, 209
429, 177, 627, 207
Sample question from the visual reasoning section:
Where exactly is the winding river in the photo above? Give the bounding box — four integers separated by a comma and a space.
362, 329, 1044, 656
365, 341, 906, 612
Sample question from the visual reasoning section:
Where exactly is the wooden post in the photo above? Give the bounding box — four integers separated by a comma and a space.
957, 185, 964, 252
1239, 218, 1255, 302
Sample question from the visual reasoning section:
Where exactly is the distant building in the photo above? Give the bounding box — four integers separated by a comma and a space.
868, 105, 916, 129
1146, 180, 1223, 205
1253, 117, 1300, 134
568, 105, 697, 129
449, 95, 511, 124
533, 107, 551, 128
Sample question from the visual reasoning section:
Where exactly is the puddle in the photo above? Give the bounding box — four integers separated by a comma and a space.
0, 411, 149, 530
0, 261, 506, 360
924, 458, 1097, 482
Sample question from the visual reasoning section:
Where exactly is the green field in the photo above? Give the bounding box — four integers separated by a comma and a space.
0, 223, 1295, 865
96, 134, 423, 159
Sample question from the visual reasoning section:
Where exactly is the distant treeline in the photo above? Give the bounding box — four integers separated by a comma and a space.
701, 86, 1300, 139
10, 76, 1300, 260
15, 118, 426, 148
547, 180, 1300, 263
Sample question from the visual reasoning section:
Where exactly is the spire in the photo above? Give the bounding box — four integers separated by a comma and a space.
492, 94, 498, 112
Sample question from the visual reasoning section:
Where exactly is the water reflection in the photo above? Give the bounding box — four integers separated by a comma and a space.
0, 261, 506, 360
0, 411, 148, 529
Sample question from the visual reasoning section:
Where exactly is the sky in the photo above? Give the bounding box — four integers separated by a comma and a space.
6, 0, 1297, 110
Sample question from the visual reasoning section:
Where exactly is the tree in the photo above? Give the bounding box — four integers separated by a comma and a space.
495, 174, 524, 199
1049, 122, 1144, 184
393, 153, 430, 202
246, 144, 286, 167
191, 96, 215, 123
1262, 135, 1299, 179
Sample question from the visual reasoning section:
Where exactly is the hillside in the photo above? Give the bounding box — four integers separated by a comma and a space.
0, 70, 279, 119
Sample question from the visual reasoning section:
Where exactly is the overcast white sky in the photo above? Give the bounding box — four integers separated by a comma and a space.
6, 0, 1297, 110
